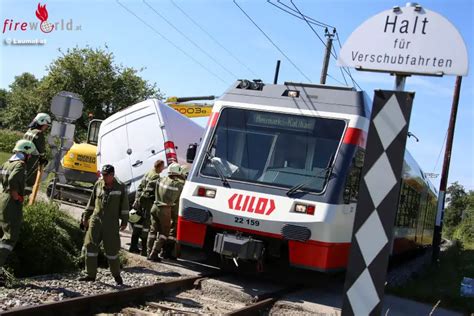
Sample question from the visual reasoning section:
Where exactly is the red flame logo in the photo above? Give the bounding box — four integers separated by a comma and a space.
35, 3, 49, 22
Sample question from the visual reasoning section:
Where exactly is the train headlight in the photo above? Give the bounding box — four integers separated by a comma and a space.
287, 90, 299, 97
295, 204, 307, 213
294, 203, 315, 215
197, 187, 216, 198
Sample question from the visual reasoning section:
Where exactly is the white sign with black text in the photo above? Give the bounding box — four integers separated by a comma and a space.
338, 4, 468, 76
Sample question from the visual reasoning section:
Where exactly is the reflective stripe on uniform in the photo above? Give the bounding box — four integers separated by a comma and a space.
159, 183, 179, 191
148, 233, 156, 237
109, 191, 122, 196
106, 254, 118, 260
142, 229, 149, 232
87, 252, 98, 257
0, 243, 13, 251
25, 186, 32, 191
25, 131, 38, 139
134, 224, 143, 228
121, 210, 128, 215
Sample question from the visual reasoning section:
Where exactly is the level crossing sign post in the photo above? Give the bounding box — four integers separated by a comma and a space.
46, 91, 83, 201
337, 3, 468, 315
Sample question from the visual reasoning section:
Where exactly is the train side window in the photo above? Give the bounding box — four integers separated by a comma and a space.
343, 149, 365, 204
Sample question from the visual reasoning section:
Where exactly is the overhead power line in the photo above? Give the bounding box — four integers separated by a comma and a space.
233, 0, 312, 83
269, 0, 362, 90
432, 129, 449, 173
332, 43, 349, 86
170, 0, 259, 78
334, 30, 359, 88
326, 73, 348, 86
276, 0, 335, 29
289, 0, 362, 90
143, 0, 238, 80
116, 0, 228, 84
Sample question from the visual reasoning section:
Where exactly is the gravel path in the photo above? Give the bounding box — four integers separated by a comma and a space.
0, 265, 184, 312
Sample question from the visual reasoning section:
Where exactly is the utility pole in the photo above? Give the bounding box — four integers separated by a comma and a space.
432, 75, 463, 262
320, 28, 335, 84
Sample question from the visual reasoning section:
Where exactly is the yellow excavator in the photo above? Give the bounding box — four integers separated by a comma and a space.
52, 96, 214, 204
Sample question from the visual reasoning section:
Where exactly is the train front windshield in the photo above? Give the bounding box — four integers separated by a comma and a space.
200, 108, 346, 193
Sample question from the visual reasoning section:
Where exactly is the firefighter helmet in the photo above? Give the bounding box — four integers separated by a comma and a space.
13, 139, 38, 155
33, 113, 51, 126
128, 209, 141, 223
181, 165, 190, 178
168, 162, 182, 176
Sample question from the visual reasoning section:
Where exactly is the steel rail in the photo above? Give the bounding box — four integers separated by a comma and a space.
1, 274, 216, 316
226, 285, 301, 316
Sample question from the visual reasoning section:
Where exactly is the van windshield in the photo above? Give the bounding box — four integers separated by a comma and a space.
200, 108, 346, 193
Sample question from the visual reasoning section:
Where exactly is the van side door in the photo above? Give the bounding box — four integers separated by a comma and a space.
125, 105, 165, 193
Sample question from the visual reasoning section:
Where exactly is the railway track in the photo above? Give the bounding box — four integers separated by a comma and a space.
1, 271, 301, 315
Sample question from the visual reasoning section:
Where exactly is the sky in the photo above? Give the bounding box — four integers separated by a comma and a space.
0, 0, 473, 191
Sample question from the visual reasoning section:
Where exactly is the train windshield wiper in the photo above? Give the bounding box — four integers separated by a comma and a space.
204, 142, 230, 187
286, 154, 335, 197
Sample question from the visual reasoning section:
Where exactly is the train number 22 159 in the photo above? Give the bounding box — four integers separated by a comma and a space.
234, 216, 260, 226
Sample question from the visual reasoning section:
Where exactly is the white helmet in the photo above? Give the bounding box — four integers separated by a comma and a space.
128, 209, 141, 223
13, 139, 39, 155
168, 162, 182, 176
181, 165, 190, 178
33, 113, 51, 126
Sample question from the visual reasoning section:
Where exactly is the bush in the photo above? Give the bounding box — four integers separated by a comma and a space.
0, 128, 52, 160
5, 202, 84, 277
0, 129, 22, 153
453, 211, 474, 244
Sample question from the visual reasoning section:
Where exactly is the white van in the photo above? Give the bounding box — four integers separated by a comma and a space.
97, 99, 204, 197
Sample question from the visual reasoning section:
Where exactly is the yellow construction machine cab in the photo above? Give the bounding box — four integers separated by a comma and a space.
62, 119, 102, 184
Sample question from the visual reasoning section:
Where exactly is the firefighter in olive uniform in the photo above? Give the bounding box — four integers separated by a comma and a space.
129, 160, 165, 256
163, 164, 190, 259
147, 163, 184, 262
23, 113, 51, 195
79, 164, 129, 285
0, 140, 38, 278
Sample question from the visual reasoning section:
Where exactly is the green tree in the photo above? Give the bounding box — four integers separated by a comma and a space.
2, 47, 161, 139
1, 73, 41, 130
444, 182, 468, 234
37, 47, 161, 139
0, 88, 8, 110
0, 88, 9, 128
453, 190, 474, 244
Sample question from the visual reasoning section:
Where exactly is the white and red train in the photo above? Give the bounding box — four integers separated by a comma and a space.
177, 80, 437, 272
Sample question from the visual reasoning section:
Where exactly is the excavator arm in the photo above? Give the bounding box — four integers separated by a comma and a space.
166, 96, 215, 118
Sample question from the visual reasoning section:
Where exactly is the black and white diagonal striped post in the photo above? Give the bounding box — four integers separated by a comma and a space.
342, 90, 414, 315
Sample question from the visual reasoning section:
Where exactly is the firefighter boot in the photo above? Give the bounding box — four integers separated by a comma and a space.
114, 275, 124, 285
147, 249, 161, 262
162, 238, 177, 260
129, 232, 140, 253
140, 238, 148, 257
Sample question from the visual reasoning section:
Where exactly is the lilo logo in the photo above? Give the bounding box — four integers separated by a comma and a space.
35, 3, 54, 33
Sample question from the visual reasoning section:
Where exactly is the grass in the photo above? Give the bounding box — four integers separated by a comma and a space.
388, 242, 474, 313
0, 151, 10, 165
